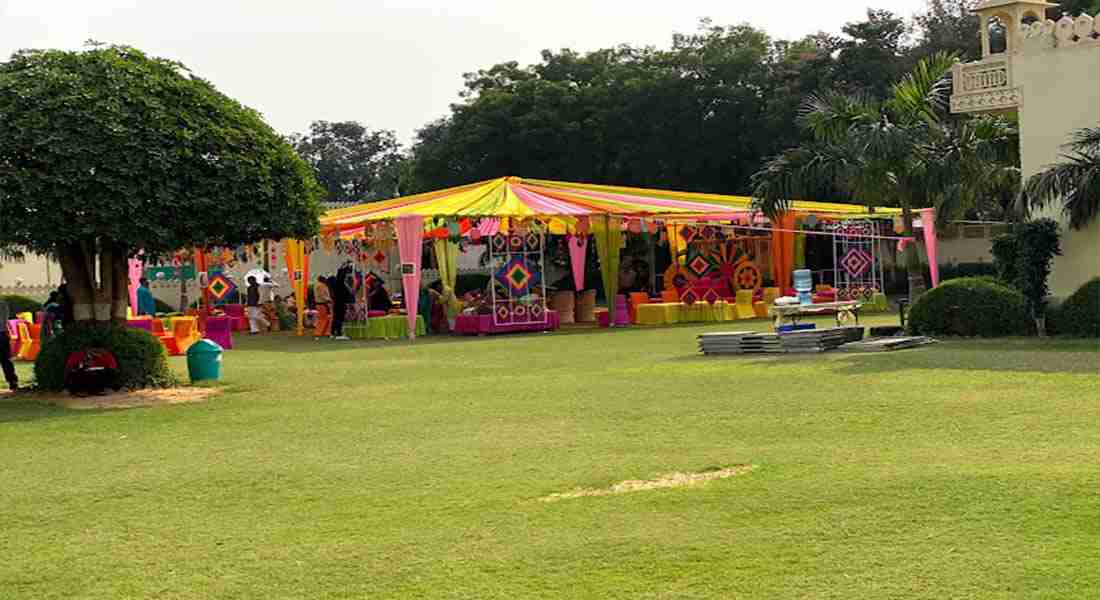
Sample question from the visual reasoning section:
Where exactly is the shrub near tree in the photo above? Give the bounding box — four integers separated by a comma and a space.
1048, 278, 1100, 338
990, 219, 1061, 336
0, 45, 323, 388
907, 277, 1030, 337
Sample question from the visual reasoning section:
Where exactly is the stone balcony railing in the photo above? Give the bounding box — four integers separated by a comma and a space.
950, 57, 1021, 114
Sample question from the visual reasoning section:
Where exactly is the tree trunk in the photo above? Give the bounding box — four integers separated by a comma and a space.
900, 204, 927, 303
57, 240, 131, 327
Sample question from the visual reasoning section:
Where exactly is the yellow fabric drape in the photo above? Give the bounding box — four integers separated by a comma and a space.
794, 232, 807, 269
433, 238, 461, 318
283, 239, 309, 336
665, 223, 684, 266
593, 216, 622, 325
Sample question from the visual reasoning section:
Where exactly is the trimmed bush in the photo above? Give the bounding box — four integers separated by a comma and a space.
0, 294, 42, 315
34, 325, 177, 391
1048, 278, 1100, 338
907, 277, 1030, 337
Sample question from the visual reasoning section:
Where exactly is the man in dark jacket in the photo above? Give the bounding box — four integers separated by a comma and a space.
330, 264, 355, 341
0, 298, 19, 391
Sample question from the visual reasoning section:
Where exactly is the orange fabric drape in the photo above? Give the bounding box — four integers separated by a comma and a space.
770, 214, 796, 290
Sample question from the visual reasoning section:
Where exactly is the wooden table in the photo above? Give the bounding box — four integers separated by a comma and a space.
771, 301, 862, 330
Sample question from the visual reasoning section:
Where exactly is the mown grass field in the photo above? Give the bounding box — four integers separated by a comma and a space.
2, 316, 1099, 599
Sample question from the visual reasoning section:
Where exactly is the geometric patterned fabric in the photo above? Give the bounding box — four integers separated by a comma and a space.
206, 273, 237, 301
840, 247, 873, 278
494, 255, 540, 297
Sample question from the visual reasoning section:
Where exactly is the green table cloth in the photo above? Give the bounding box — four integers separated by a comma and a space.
345, 315, 426, 340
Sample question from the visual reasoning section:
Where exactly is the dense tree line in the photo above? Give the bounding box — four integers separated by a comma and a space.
306, 1, 1098, 217
404, 2, 999, 201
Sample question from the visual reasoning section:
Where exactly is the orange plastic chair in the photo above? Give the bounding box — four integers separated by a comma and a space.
170, 317, 201, 354
628, 292, 649, 323
660, 289, 679, 304
15, 322, 41, 361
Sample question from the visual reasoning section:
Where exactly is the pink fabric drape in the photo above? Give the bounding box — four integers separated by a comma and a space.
568, 234, 588, 291
128, 258, 144, 313
395, 215, 425, 340
920, 208, 939, 287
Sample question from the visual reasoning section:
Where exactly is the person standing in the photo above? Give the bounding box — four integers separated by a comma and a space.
313, 274, 333, 339
136, 277, 157, 316
261, 275, 280, 332
330, 264, 354, 341
0, 297, 19, 391
42, 291, 63, 339
58, 283, 74, 327
245, 276, 269, 335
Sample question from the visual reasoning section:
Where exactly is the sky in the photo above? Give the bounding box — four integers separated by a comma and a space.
0, 0, 929, 144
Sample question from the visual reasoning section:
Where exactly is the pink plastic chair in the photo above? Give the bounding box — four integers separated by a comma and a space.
204, 316, 233, 350
222, 304, 247, 332
5, 319, 21, 357
126, 319, 154, 334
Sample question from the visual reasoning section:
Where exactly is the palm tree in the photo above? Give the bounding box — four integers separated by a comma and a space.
751, 52, 1016, 299
1022, 127, 1100, 230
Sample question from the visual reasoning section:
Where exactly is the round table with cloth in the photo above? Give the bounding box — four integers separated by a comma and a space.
634, 301, 739, 326
344, 315, 427, 340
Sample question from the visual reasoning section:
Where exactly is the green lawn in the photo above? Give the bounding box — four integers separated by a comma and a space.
2, 316, 1100, 599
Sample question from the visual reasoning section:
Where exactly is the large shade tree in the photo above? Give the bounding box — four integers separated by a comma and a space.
291, 120, 404, 204
751, 53, 1017, 298
0, 45, 323, 325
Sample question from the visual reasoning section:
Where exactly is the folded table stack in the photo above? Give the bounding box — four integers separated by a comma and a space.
697, 331, 784, 355
839, 336, 936, 352
778, 327, 864, 353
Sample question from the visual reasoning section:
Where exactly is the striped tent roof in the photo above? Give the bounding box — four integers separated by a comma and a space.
320, 177, 907, 229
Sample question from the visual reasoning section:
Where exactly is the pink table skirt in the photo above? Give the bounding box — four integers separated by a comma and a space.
454, 310, 560, 335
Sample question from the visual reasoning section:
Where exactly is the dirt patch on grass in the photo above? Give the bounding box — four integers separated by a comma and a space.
542, 465, 756, 502
0, 386, 220, 410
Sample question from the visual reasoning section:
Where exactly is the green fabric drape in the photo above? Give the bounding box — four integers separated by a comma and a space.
593, 215, 622, 325
794, 233, 807, 269
433, 238, 460, 318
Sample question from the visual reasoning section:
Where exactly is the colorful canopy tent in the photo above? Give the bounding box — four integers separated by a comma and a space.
320, 177, 935, 337
322, 177, 908, 225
